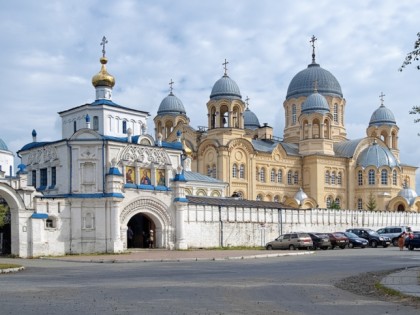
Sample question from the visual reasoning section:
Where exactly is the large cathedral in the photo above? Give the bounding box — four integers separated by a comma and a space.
154, 37, 419, 212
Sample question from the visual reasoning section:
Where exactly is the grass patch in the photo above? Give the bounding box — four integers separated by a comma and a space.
374, 282, 405, 297
0, 263, 22, 270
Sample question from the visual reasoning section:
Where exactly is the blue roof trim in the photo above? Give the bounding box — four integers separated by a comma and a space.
18, 139, 64, 152
39, 193, 124, 199
37, 186, 47, 191
137, 184, 155, 190
124, 183, 137, 189
174, 197, 189, 203
31, 213, 48, 219
155, 185, 169, 191
58, 102, 150, 116
160, 141, 183, 150
108, 167, 122, 176
173, 173, 187, 182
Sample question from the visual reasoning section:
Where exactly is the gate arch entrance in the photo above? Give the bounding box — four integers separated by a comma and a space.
120, 197, 174, 250
127, 213, 155, 248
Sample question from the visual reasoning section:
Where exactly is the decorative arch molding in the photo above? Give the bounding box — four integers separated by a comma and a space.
387, 196, 409, 211
26, 145, 59, 166
118, 145, 171, 166
136, 135, 155, 146
120, 197, 173, 227
227, 138, 254, 156
197, 139, 220, 157
0, 183, 27, 211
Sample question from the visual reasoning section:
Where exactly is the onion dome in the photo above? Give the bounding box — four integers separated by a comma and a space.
0, 138, 8, 151
157, 92, 186, 115
210, 75, 242, 100
301, 91, 330, 114
398, 187, 418, 206
356, 141, 399, 168
244, 107, 260, 129
294, 187, 308, 205
369, 104, 396, 126
286, 63, 342, 99
92, 57, 115, 88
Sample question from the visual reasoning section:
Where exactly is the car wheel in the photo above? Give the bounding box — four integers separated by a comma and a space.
371, 240, 378, 248
348, 243, 354, 248
409, 245, 414, 251
321, 246, 328, 250
392, 238, 399, 247
311, 246, 317, 250
266, 245, 273, 250
383, 245, 389, 248
339, 245, 346, 249
289, 244, 295, 250
361, 246, 366, 249
331, 245, 335, 249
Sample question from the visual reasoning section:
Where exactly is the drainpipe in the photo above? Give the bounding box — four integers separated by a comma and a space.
219, 205, 223, 248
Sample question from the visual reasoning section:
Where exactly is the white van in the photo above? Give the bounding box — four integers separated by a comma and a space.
376, 226, 412, 246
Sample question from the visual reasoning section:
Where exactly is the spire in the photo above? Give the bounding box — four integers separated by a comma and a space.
245, 96, 250, 109
92, 36, 115, 100
310, 35, 317, 64
169, 79, 174, 95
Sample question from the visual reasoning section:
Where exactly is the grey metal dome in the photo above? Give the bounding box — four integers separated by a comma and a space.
356, 141, 399, 168
286, 63, 343, 99
301, 92, 330, 114
244, 108, 260, 129
0, 138, 8, 151
157, 93, 186, 116
369, 104, 396, 126
210, 75, 242, 100
398, 187, 418, 206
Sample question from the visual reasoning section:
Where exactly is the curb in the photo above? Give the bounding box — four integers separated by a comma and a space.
41, 251, 314, 264
0, 266, 25, 274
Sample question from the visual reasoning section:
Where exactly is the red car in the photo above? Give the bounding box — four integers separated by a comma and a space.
328, 232, 349, 249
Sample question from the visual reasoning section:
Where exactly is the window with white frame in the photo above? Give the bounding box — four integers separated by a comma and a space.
392, 170, 397, 185
368, 169, 375, 185
277, 170, 282, 183
358, 170, 363, 186
331, 171, 336, 185
256, 194, 263, 201
239, 164, 245, 179
337, 172, 342, 185
325, 171, 330, 184
357, 198, 363, 210
260, 168, 266, 182
287, 171, 292, 185
294, 171, 298, 184
326, 196, 332, 208
271, 169, 276, 182
381, 169, 388, 185
292, 104, 297, 125
232, 163, 238, 178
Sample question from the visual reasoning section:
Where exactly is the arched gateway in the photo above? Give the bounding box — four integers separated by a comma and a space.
120, 198, 175, 250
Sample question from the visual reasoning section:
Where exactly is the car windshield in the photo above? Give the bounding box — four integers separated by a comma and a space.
332, 233, 345, 238
345, 232, 358, 238
367, 230, 380, 237
315, 233, 328, 238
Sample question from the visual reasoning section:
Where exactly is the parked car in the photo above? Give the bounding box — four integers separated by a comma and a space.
265, 233, 313, 250
328, 232, 349, 249
343, 232, 368, 248
377, 226, 412, 246
346, 228, 391, 248
308, 233, 331, 250
404, 232, 420, 250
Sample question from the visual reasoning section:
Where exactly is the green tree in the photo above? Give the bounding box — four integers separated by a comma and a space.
0, 204, 10, 228
399, 32, 420, 71
366, 193, 377, 211
328, 201, 341, 210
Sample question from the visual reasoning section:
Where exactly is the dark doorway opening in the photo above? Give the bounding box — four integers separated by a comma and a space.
397, 204, 405, 212
127, 213, 155, 248
0, 198, 11, 255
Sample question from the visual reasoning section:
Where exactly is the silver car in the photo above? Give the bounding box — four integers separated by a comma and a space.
266, 233, 313, 250
377, 226, 412, 246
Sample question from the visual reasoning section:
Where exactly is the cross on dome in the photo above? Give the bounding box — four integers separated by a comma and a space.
379, 92, 385, 106
310, 35, 317, 63
169, 79, 174, 94
222, 58, 229, 76
245, 96, 250, 108
100, 36, 108, 58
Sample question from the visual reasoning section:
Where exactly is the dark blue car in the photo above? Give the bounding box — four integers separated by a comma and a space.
344, 232, 368, 248
404, 232, 420, 250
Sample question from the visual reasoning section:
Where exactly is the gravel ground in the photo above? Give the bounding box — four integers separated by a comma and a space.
335, 269, 420, 309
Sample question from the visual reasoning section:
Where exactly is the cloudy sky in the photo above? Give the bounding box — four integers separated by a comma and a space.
1, 0, 420, 190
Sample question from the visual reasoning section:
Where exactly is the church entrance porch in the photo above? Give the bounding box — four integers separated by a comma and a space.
127, 213, 155, 249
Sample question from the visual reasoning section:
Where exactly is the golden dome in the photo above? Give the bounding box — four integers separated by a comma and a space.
92, 57, 115, 88
183, 140, 192, 156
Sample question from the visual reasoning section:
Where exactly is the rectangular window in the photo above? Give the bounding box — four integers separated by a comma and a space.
51, 167, 56, 187
31, 170, 36, 187
40, 168, 48, 187
93, 116, 99, 131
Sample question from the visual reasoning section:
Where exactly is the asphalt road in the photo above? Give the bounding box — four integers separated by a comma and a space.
0, 247, 419, 315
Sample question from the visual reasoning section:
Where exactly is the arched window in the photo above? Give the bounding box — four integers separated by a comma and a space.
93, 116, 99, 131
325, 171, 330, 184
357, 198, 363, 210
326, 196, 332, 208
73, 121, 77, 133
287, 171, 292, 185
232, 164, 238, 178
256, 194, 263, 201
358, 170, 363, 186
256, 167, 259, 181
331, 171, 336, 185
207, 165, 212, 177
294, 171, 298, 184
337, 172, 342, 185
392, 170, 397, 185
122, 121, 127, 134
212, 164, 217, 179
368, 169, 375, 185
333, 104, 338, 123
260, 168, 266, 182
292, 104, 297, 125
239, 164, 245, 179
381, 169, 388, 185
277, 170, 282, 183
335, 198, 341, 208
271, 169, 276, 183
274, 195, 280, 202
